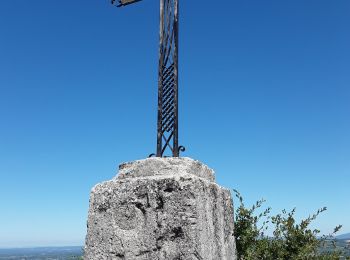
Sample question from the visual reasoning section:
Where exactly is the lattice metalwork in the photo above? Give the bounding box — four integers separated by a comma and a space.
113, 0, 185, 157
156, 0, 184, 157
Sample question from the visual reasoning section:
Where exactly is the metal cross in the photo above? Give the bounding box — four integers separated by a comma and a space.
112, 0, 185, 157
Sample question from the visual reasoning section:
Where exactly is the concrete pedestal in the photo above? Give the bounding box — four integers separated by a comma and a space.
84, 157, 237, 260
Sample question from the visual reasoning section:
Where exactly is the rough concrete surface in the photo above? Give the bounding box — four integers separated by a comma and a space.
84, 157, 237, 260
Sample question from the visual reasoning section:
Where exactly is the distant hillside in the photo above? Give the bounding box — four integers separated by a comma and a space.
0, 246, 82, 260
337, 233, 350, 240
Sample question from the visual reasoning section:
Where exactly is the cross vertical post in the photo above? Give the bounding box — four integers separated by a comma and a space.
113, 0, 184, 157
156, 0, 182, 157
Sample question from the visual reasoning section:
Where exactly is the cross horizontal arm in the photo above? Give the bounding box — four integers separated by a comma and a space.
112, 0, 143, 7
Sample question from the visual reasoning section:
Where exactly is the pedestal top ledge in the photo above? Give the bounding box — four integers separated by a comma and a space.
116, 157, 215, 182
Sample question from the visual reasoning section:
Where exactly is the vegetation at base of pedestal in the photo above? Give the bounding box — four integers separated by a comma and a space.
233, 190, 350, 260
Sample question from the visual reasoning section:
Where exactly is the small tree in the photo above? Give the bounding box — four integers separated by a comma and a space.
233, 189, 349, 260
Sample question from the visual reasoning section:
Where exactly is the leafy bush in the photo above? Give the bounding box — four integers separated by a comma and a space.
233, 189, 350, 260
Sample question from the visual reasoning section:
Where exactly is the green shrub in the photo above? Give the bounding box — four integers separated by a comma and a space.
233, 189, 349, 260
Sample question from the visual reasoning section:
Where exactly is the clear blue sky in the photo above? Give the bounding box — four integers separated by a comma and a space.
0, 0, 349, 248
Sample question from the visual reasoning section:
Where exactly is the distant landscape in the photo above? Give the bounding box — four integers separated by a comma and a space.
0, 236, 349, 260
337, 233, 350, 240
320, 239, 350, 258
0, 247, 82, 260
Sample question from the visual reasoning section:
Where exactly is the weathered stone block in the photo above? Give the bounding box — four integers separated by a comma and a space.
84, 157, 237, 260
